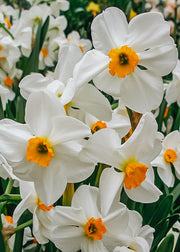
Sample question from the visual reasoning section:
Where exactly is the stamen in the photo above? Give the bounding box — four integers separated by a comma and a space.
108, 45, 139, 78
85, 217, 106, 240
123, 160, 148, 190
164, 149, 177, 163
91, 120, 107, 133
26, 137, 54, 167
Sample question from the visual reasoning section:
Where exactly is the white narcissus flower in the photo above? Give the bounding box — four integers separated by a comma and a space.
13, 180, 58, 245
71, 7, 178, 113
0, 91, 94, 205
165, 60, 180, 106
80, 112, 163, 212
19, 44, 112, 122
151, 130, 180, 187
50, 0, 70, 17
84, 104, 130, 138
49, 184, 130, 252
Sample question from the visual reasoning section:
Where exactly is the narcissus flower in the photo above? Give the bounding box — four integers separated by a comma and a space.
72, 7, 178, 113
49, 185, 130, 252
80, 112, 163, 211
151, 130, 180, 187
13, 180, 57, 244
0, 91, 94, 205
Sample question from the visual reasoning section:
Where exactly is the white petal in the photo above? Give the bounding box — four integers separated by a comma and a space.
81, 239, 109, 252
79, 128, 122, 167
54, 44, 83, 83
33, 211, 49, 244
49, 116, 91, 144
119, 67, 164, 113
99, 168, 124, 216
93, 67, 121, 97
91, 7, 128, 53
72, 49, 109, 88
25, 91, 65, 136
127, 12, 173, 51
71, 185, 100, 219
139, 44, 177, 76
33, 165, 67, 205
73, 84, 112, 121
0, 119, 31, 162
124, 179, 162, 203
19, 73, 53, 100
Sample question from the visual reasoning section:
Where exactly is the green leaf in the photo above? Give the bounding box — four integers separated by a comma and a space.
151, 220, 169, 251
13, 210, 32, 252
0, 98, 4, 119
39, 16, 50, 50
15, 96, 26, 123
171, 183, 180, 203
149, 194, 173, 227
173, 106, 180, 130
155, 234, 174, 252
21, 16, 49, 78
174, 234, 180, 252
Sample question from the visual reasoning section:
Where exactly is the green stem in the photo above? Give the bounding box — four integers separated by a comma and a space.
94, 163, 104, 187
0, 194, 21, 202
0, 23, 15, 40
15, 219, 33, 232
5, 179, 14, 194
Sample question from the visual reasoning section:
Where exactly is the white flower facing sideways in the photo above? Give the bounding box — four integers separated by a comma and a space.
49, 184, 130, 252
19, 43, 112, 122
80, 112, 163, 213
151, 130, 180, 187
0, 91, 94, 206
13, 180, 57, 245
71, 7, 178, 113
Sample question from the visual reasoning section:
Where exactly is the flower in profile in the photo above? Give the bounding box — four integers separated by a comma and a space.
80, 112, 163, 212
0, 91, 94, 205
72, 7, 178, 113
151, 130, 180, 187
49, 184, 130, 252
13, 180, 57, 244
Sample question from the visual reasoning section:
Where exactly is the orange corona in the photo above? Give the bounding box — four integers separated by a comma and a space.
108, 45, 139, 78
85, 217, 106, 240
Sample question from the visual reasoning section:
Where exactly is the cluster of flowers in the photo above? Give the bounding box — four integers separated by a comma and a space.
0, 0, 179, 252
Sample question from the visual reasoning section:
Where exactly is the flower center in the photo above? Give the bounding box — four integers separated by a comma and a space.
91, 120, 107, 133
85, 217, 106, 240
26, 137, 54, 167
0, 44, 3, 51
123, 160, 148, 190
41, 48, 48, 58
37, 197, 53, 211
164, 149, 177, 163
108, 45, 139, 78
4, 76, 13, 87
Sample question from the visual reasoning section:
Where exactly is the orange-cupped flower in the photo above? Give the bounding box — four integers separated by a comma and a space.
124, 160, 148, 190
26, 137, 54, 167
4, 76, 13, 87
91, 120, 107, 133
108, 45, 139, 78
164, 149, 177, 163
41, 48, 48, 58
85, 217, 106, 240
